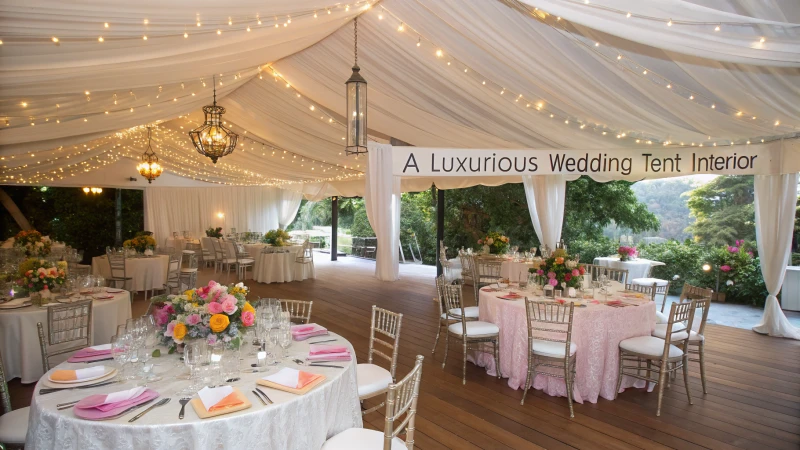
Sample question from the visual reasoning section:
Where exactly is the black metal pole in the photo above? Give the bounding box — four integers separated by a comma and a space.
436, 187, 445, 276
331, 196, 338, 261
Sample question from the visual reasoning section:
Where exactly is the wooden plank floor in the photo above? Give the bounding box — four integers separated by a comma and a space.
8, 256, 800, 449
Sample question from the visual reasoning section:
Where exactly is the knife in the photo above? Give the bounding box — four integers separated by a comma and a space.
39, 380, 119, 395
79, 358, 114, 363
309, 364, 344, 369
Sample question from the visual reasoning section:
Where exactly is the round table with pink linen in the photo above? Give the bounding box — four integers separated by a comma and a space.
475, 286, 656, 404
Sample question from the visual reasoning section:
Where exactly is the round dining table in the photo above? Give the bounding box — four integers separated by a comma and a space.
0, 290, 132, 383
91, 255, 169, 292
475, 283, 656, 404
592, 257, 665, 281
25, 332, 362, 450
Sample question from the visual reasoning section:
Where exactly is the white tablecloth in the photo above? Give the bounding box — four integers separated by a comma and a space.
500, 260, 536, 282
253, 251, 315, 284
92, 255, 169, 292
223, 242, 303, 259
592, 257, 665, 281
26, 332, 362, 450
164, 237, 199, 250
2, 237, 66, 252
0, 291, 132, 383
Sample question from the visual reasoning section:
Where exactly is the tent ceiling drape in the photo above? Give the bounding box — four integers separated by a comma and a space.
1, 0, 797, 191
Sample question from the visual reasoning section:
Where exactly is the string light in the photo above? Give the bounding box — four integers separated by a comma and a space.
98, 36, 104, 42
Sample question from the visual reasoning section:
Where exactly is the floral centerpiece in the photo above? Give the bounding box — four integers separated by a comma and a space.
206, 227, 223, 238
150, 280, 255, 350
529, 249, 585, 290
123, 233, 157, 253
617, 246, 637, 262
263, 228, 292, 246
14, 230, 52, 258
16, 258, 66, 295
477, 232, 509, 254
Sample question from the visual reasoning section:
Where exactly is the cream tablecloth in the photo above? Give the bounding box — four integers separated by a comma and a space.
475, 285, 655, 403
592, 257, 665, 281
25, 332, 362, 450
252, 251, 315, 284
500, 260, 536, 282
92, 255, 169, 292
0, 291, 132, 383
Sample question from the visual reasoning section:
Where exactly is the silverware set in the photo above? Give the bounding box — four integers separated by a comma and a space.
178, 397, 191, 420
128, 397, 171, 422
252, 387, 273, 406
292, 358, 344, 369
40, 380, 120, 395
308, 339, 337, 344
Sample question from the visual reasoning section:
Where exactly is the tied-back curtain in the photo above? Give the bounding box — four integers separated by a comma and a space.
364, 143, 401, 281
144, 186, 283, 245
522, 175, 567, 250
752, 173, 800, 340
279, 190, 304, 229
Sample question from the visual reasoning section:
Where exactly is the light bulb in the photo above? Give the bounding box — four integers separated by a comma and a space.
104, 22, 109, 28
217, 30, 221, 35
667, 19, 672, 26
98, 36, 104, 42
760, 37, 765, 43
184, 32, 188, 38
52, 36, 59, 43
626, 12, 631, 18
143, 35, 147, 40
714, 25, 720, 31
436, 49, 443, 57
398, 24, 404, 31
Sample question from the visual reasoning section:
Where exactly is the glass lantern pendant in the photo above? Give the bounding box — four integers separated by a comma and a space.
137, 127, 163, 183
189, 76, 239, 163
345, 17, 367, 155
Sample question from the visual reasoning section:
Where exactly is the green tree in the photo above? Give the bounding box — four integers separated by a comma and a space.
686, 176, 755, 246
627, 178, 697, 240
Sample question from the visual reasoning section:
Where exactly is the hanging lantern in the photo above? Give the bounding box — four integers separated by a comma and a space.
189, 76, 239, 163
136, 127, 163, 183
345, 17, 367, 155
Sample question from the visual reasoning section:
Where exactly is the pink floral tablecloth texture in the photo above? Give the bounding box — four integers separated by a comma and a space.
475, 290, 655, 404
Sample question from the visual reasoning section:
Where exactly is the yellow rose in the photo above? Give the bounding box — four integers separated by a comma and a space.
209, 314, 230, 333
173, 323, 187, 341
184, 290, 194, 300
242, 302, 255, 314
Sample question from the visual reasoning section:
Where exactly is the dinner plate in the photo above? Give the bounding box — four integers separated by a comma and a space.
106, 289, 124, 293
93, 294, 114, 300
47, 366, 117, 384
0, 301, 32, 310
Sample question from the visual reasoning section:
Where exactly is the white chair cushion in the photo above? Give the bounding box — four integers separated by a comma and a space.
532, 339, 577, 358
654, 310, 669, 324
448, 321, 499, 336
222, 258, 237, 263
182, 250, 195, 254
238, 258, 255, 264
0, 406, 30, 444
688, 330, 704, 342
652, 323, 689, 341
620, 336, 683, 358
322, 428, 406, 450
180, 268, 198, 273
632, 277, 668, 287
357, 363, 393, 399
440, 306, 479, 320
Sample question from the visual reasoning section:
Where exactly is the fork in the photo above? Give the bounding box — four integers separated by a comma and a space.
129, 397, 171, 422
178, 397, 191, 420
291, 359, 306, 365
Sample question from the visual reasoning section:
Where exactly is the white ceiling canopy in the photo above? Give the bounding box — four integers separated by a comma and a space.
1, 0, 798, 190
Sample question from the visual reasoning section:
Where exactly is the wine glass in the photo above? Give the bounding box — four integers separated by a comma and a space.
111, 334, 131, 380
264, 329, 279, 365
181, 341, 207, 395
278, 328, 292, 359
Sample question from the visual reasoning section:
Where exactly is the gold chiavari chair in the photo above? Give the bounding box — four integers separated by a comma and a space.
232, 243, 255, 281
358, 306, 403, 415
432, 275, 478, 356
279, 299, 313, 324
521, 300, 578, 417
458, 250, 474, 286
0, 349, 29, 448
106, 248, 132, 290
470, 255, 503, 306
624, 282, 655, 300
616, 300, 696, 416
36, 299, 93, 372
442, 284, 500, 385
323, 355, 424, 450
670, 284, 713, 393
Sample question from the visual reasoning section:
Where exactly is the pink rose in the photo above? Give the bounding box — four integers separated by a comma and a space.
548, 278, 558, 287
241, 310, 255, 327
221, 297, 238, 315
206, 334, 218, 345
154, 309, 169, 327
536, 269, 544, 275
728, 246, 739, 253
185, 314, 201, 326
164, 321, 176, 337
207, 302, 224, 315
547, 272, 556, 279
720, 265, 731, 272
572, 269, 580, 276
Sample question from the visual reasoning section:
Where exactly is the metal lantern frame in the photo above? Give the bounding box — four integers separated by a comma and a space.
345, 17, 368, 156
188, 76, 239, 164
137, 127, 163, 184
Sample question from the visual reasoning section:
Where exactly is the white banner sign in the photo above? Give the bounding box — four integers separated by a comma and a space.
392, 143, 799, 179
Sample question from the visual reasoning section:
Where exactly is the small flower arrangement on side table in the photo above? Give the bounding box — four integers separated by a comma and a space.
617, 246, 637, 262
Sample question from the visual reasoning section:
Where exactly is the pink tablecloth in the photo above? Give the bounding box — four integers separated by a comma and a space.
476, 289, 655, 404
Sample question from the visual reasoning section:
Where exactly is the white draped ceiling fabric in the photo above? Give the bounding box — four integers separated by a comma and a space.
1, 1, 799, 333
522, 175, 568, 250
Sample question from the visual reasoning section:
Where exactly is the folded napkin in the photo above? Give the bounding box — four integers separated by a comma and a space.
291, 323, 327, 341
74, 389, 159, 420
0, 298, 29, 308
50, 365, 107, 382
498, 292, 522, 300
263, 368, 323, 390
75, 387, 146, 412
79, 344, 113, 355
606, 300, 622, 305
307, 344, 352, 361
307, 352, 351, 361
198, 386, 244, 412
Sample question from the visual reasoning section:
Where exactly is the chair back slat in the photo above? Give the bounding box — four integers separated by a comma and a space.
279, 299, 313, 324
37, 299, 93, 371
663, 300, 696, 348
524, 299, 574, 349
384, 355, 424, 450
679, 283, 714, 303
625, 282, 655, 301
368, 306, 403, 380
0, 349, 11, 414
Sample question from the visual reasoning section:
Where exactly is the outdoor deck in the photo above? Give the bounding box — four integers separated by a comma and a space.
9, 256, 800, 449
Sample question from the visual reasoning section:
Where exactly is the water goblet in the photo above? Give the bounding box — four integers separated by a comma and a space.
111, 334, 131, 381
278, 328, 292, 359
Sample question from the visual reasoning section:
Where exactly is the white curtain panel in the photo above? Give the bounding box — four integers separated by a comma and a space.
144, 186, 282, 243
522, 175, 567, 249
752, 173, 800, 340
364, 143, 401, 281
278, 190, 304, 229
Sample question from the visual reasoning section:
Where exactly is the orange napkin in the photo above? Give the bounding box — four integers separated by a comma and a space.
297, 371, 323, 389
50, 370, 79, 382
209, 392, 244, 412
50, 366, 106, 382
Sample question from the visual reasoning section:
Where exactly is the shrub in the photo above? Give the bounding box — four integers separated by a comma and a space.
569, 237, 619, 264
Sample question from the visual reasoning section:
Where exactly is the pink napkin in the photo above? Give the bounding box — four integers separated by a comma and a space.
606, 300, 622, 305
74, 389, 159, 420
307, 352, 351, 361
291, 323, 327, 341
308, 344, 351, 361
74, 344, 112, 357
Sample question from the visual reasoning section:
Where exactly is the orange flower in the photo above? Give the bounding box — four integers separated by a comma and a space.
209, 314, 230, 333
173, 323, 187, 341
242, 301, 255, 315
555, 257, 565, 264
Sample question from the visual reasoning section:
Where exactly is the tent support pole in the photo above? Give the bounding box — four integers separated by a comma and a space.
436, 187, 444, 276
331, 196, 338, 261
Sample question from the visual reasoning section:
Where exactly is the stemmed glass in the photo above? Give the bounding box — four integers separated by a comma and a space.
264, 329, 280, 365
111, 333, 131, 380
278, 328, 292, 359
180, 341, 207, 395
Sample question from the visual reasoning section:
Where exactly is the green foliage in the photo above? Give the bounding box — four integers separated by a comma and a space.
686, 176, 755, 246
350, 207, 375, 237
638, 240, 710, 295
569, 237, 619, 264
628, 178, 697, 240
400, 191, 437, 264
262, 228, 292, 246
205, 227, 223, 238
